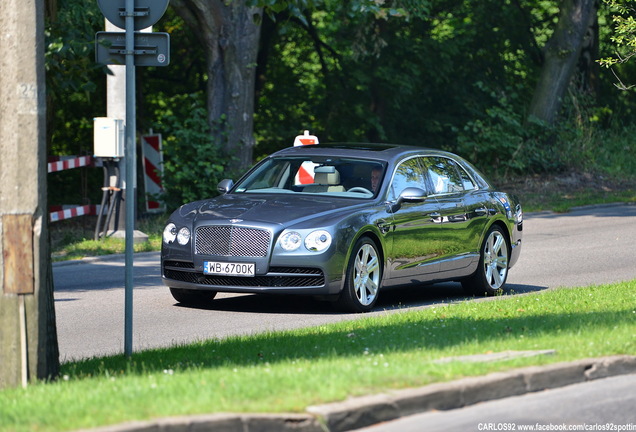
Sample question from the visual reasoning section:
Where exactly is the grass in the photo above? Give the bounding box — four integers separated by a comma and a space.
1, 281, 635, 431
50, 214, 165, 261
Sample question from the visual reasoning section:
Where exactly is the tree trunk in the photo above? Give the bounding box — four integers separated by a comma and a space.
170, 0, 262, 174
0, 0, 59, 389
527, 0, 597, 124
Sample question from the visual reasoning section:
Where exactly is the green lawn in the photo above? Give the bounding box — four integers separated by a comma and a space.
1, 280, 635, 431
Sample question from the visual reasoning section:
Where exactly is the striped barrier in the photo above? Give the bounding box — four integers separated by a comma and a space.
48, 155, 98, 222
49, 205, 99, 222
141, 134, 165, 213
47, 155, 94, 173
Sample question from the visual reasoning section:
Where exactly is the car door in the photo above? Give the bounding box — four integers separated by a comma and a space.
385, 156, 442, 282
423, 156, 481, 272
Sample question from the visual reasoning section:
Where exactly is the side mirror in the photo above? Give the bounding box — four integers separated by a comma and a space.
217, 179, 234, 194
398, 187, 427, 203
388, 187, 427, 213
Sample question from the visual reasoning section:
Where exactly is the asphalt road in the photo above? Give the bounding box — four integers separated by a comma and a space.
355, 374, 636, 432
53, 204, 636, 361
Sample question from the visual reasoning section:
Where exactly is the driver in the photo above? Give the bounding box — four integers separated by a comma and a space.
371, 166, 382, 192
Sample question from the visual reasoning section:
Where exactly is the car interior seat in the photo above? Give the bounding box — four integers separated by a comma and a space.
304, 167, 346, 193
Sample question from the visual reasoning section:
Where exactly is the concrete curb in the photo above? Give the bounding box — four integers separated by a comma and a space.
82, 355, 636, 432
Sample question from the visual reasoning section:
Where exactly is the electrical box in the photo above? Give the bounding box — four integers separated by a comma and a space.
94, 117, 124, 158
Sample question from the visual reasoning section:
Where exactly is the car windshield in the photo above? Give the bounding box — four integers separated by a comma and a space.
233, 156, 386, 199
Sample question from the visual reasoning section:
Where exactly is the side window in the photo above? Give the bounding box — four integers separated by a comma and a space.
425, 157, 464, 194
390, 157, 428, 200
457, 165, 477, 190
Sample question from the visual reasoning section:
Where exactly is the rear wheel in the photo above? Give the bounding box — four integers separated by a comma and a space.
169, 288, 217, 305
336, 237, 382, 312
462, 225, 510, 296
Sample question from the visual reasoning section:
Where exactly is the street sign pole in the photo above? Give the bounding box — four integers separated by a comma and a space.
96, 0, 170, 359
124, 0, 136, 357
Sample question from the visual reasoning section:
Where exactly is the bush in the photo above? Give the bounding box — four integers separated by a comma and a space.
150, 94, 226, 211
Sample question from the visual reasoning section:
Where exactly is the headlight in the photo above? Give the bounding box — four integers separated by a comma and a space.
177, 227, 191, 245
163, 223, 177, 244
280, 231, 302, 251
305, 230, 332, 252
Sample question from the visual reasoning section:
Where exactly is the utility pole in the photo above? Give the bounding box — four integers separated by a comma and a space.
0, 0, 59, 388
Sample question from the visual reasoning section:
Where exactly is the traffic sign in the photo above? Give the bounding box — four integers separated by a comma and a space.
95, 31, 170, 67
97, 0, 170, 31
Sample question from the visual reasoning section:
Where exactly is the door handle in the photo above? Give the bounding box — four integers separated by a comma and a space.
475, 207, 488, 216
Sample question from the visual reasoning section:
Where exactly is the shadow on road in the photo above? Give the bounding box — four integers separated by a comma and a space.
172, 282, 549, 315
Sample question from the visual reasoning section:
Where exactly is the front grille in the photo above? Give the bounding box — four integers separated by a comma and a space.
163, 265, 325, 288
195, 226, 271, 257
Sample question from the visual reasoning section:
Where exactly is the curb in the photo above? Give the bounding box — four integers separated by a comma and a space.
82, 355, 636, 432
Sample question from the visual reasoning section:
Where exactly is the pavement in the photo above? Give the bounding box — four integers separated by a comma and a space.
83, 355, 636, 432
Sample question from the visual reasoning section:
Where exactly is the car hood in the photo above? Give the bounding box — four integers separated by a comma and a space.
175, 193, 365, 227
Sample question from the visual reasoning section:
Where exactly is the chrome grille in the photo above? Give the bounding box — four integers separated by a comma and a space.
195, 226, 271, 257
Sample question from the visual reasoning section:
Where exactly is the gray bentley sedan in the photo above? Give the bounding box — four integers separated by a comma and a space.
161, 138, 523, 312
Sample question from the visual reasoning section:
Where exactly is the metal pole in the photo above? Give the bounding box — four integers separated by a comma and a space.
124, 0, 136, 357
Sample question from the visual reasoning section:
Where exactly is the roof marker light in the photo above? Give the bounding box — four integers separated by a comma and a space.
294, 130, 319, 146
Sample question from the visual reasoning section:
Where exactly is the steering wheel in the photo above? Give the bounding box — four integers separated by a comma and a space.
348, 187, 373, 194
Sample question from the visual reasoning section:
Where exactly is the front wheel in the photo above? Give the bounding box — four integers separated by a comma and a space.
336, 237, 383, 312
170, 288, 217, 305
462, 225, 510, 296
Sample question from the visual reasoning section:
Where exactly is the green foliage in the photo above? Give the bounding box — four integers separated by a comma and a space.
254, 0, 557, 158
599, 0, 636, 68
45, 0, 106, 208
46, 0, 105, 154
598, 0, 636, 91
456, 82, 564, 177
150, 94, 226, 211
43, 0, 636, 214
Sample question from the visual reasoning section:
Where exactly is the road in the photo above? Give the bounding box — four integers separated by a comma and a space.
356, 374, 636, 432
53, 204, 636, 361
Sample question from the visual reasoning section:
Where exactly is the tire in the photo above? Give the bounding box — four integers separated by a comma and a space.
336, 237, 383, 312
462, 225, 510, 296
169, 288, 217, 305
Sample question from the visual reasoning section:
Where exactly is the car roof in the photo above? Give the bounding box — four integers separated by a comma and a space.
270, 142, 456, 164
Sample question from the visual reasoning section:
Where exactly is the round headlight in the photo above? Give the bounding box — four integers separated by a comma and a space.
177, 227, 191, 245
305, 230, 332, 252
280, 231, 302, 251
163, 223, 177, 244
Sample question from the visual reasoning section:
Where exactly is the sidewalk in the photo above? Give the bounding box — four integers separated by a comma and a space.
84, 355, 636, 432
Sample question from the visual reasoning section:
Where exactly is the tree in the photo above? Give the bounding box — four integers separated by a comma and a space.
0, 0, 59, 389
527, 0, 598, 124
169, 0, 263, 174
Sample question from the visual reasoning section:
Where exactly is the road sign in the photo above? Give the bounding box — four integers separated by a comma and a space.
95, 31, 170, 67
97, 0, 170, 31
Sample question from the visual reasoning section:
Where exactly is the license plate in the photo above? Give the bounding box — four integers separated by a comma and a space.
203, 261, 255, 277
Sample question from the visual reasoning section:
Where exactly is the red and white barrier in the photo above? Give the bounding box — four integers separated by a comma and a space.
47, 156, 94, 173
49, 205, 99, 222
141, 134, 165, 213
